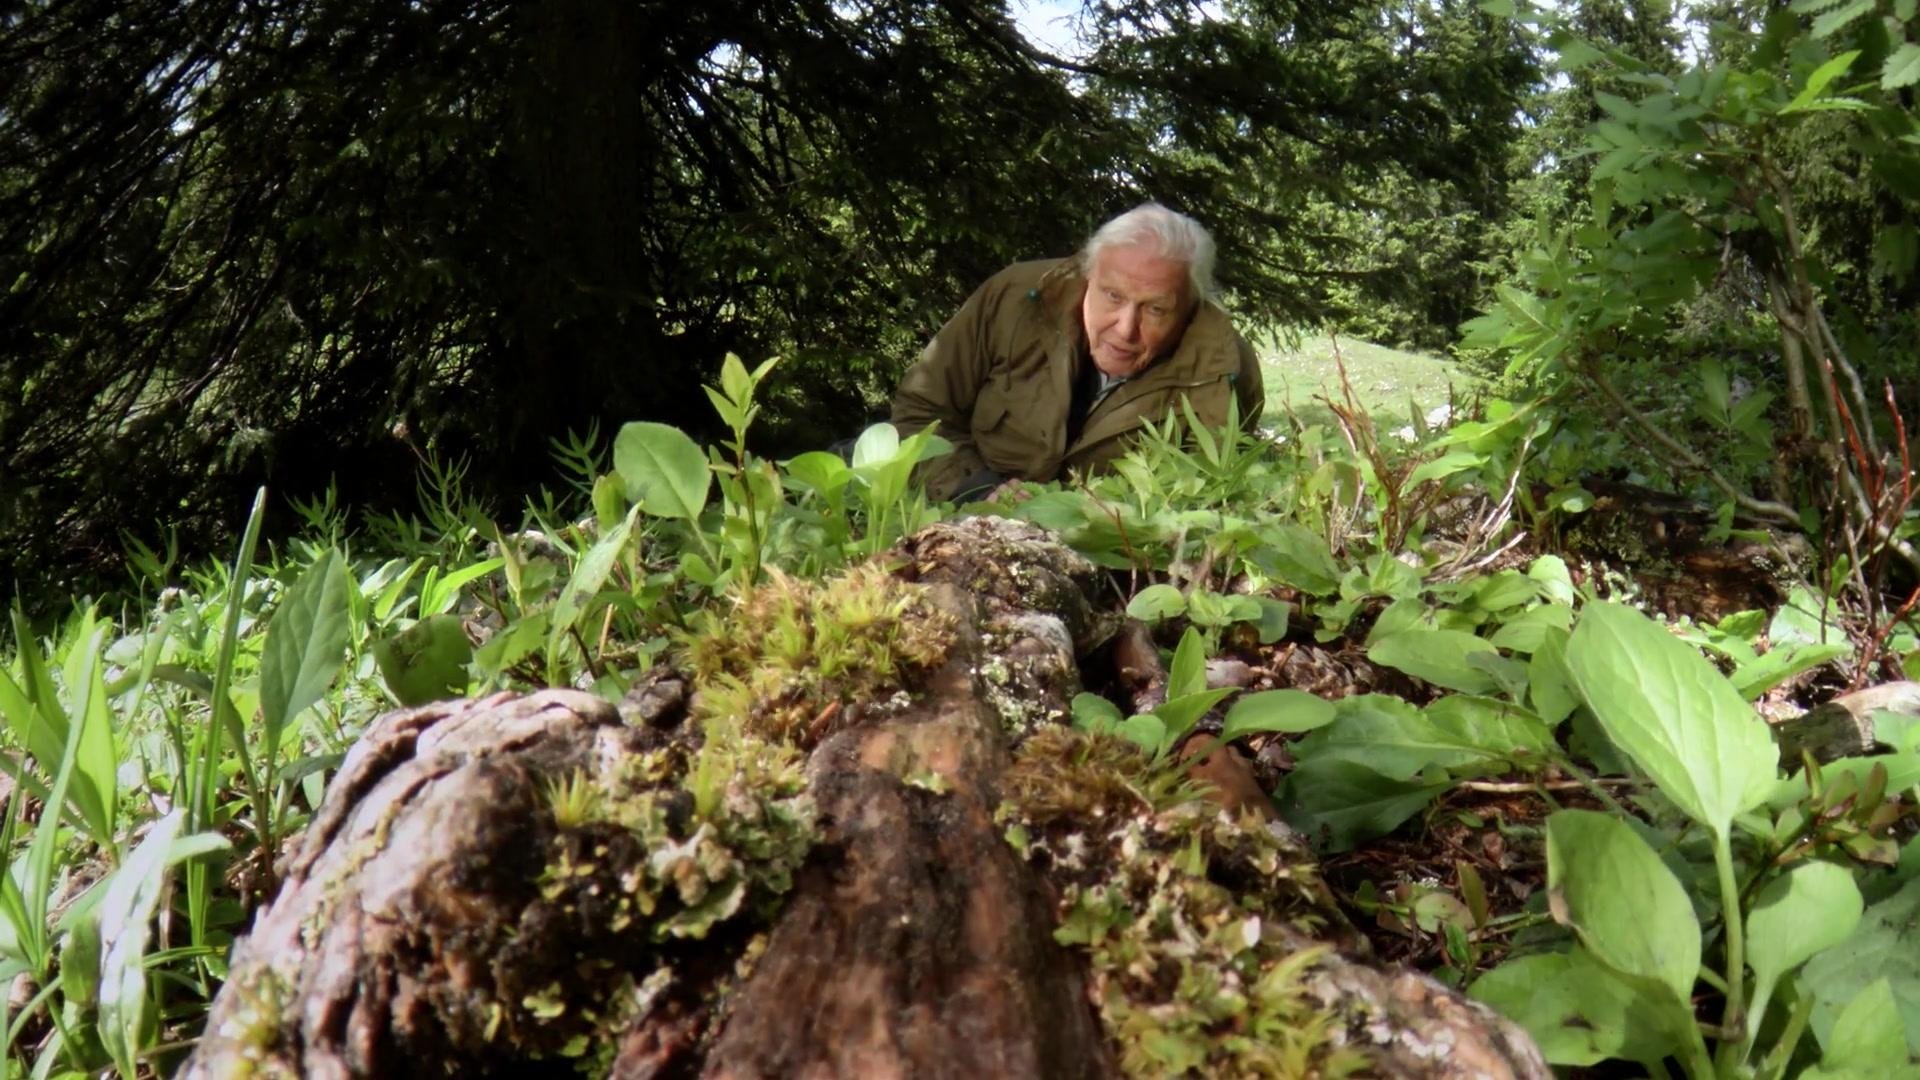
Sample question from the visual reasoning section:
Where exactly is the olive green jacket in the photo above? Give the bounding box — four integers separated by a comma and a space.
891, 258, 1265, 501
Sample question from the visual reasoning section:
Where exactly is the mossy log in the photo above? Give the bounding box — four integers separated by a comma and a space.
183, 518, 1547, 1079
1559, 479, 1809, 621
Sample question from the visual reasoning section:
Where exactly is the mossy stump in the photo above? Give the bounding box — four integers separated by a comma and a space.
183, 517, 1547, 1079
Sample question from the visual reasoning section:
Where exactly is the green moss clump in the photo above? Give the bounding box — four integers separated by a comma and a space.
683, 565, 957, 745
484, 727, 815, 1069
1001, 729, 1366, 1079
205, 968, 296, 1080
1001, 727, 1194, 833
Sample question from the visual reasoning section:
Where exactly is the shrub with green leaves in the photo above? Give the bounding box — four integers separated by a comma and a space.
1466, 601, 1920, 1077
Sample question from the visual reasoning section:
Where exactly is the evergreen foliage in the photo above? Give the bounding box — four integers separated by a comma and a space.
1, 0, 1532, 604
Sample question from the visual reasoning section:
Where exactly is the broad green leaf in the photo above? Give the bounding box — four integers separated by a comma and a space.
1875, 223, 1920, 282
1887, 43, 1920, 91
1792, 95, 1873, 112
1221, 689, 1335, 740
1489, 602, 1573, 653
1463, 570, 1541, 613
97, 810, 184, 1078
1553, 39, 1606, 73
367, 557, 422, 622
1014, 491, 1093, 539
259, 549, 350, 756
1771, 586, 1841, 647
549, 505, 640, 660
1546, 484, 1593, 513
1167, 627, 1207, 699
1497, 283, 1551, 334
1367, 628, 1501, 693
1809, 8, 1870, 41
1126, 584, 1187, 622
1153, 688, 1237, 746
1761, 751, 1920, 812
1782, 47, 1860, 112
474, 608, 550, 676
1529, 628, 1578, 725
1254, 597, 1292, 644
1468, 652, 1530, 702
1250, 523, 1341, 594
1564, 602, 1778, 838
70, 622, 118, 845
1547, 810, 1700, 1005
679, 552, 719, 587
717, 352, 754, 406
1716, 609, 1767, 641
60, 908, 99, 1007
911, 430, 954, 464
1801, 876, 1920, 1055
1186, 590, 1260, 629
1881, 709, 1920, 754
855, 423, 945, 528
1363, 553, 1424, 599
591, 473, 628, 530
1364, 597, 1427, 645
784, 451, 852, 497
1293, 693, 1540, 780
1749, 860, 1864, 985
850, 422, 901, 468
8, 612, 121, 847
4, 610, 114, 840
1593, 90, 1638, 120
614, 421, 711, 520
1731, 642, 1850, 699
24, 667, 95, 972
374, 614, 472, 706
1114, 714, 1168, 755
1071, 692, 1124, 732
1470, 949, 1681, 1066
1817, 979, 1912, 1074
1458, 312, 1509, 350
1747, 860, 1864, 1034
1277, 758, 1448, 853
0, 649, 48, 764
1699, 358, 1731, 423
420, 557, 506, 616
1426, 694, 1554, 760
1405, 451, 1486, 489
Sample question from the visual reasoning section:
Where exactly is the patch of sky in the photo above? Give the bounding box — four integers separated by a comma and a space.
1013, 0, 1086, 59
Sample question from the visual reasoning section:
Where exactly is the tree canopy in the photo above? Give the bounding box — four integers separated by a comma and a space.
1, 0, 1533, 600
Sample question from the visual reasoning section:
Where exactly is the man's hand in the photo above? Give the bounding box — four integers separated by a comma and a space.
986, 478, 1033, 504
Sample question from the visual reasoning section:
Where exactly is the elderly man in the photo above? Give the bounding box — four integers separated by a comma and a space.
891, 202, 1265, 503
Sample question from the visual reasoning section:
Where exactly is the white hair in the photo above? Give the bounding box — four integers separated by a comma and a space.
1080, 202, 1217, 302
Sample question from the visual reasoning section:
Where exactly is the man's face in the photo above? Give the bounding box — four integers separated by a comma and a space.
1081, 244, 1194, 378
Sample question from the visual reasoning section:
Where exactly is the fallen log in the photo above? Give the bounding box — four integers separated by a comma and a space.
183, 517, 1547, 1079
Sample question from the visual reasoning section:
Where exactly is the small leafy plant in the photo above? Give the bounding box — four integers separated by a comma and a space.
1071, 627, 1338, 764
1469, 601, 1920, 1078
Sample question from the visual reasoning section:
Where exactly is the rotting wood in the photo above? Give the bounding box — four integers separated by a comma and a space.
182, 516, 1548, 1079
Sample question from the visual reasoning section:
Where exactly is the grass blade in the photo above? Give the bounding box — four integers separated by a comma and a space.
185, 487, 268, 954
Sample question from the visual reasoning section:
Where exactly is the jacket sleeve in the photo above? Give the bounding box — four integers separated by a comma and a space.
890, 276, 1002, 501
1233, 335, 1266, 431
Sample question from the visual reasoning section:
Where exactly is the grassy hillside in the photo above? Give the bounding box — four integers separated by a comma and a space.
1257, 331, 1475, 433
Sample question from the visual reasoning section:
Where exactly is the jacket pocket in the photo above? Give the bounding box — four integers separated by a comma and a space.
972, 393, 1010, 437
